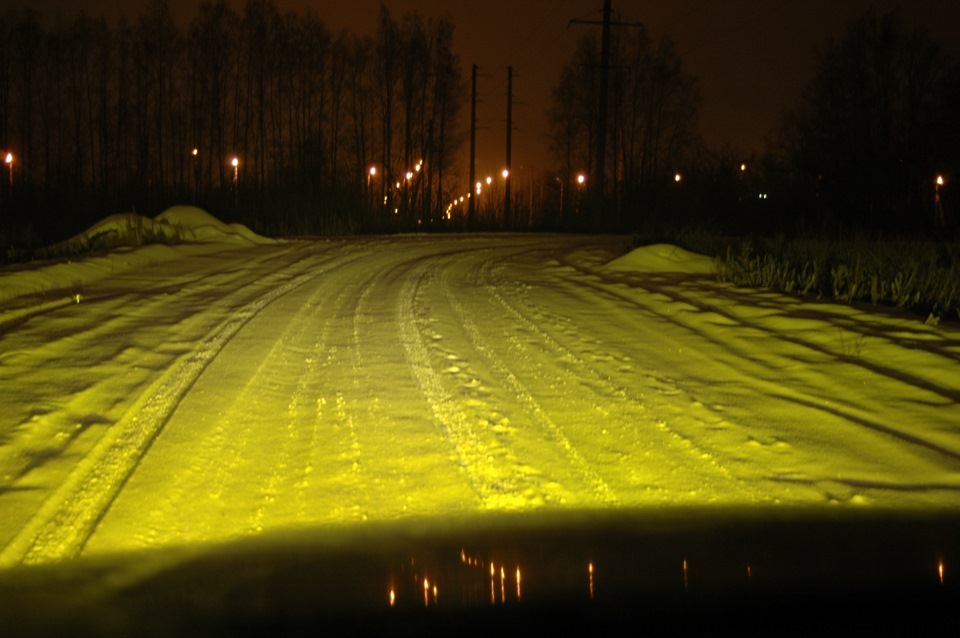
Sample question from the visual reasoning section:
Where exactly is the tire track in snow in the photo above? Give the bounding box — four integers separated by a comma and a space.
285, 281, 359, 522
111, 250, 374, 547
435, 255, 619, 506
248, 272, 371, 534
559, 266, 960, 466
479, 256, 750, 492
0, 244, 325, 491
397, 257, 536, 511
0, 248, 338, 566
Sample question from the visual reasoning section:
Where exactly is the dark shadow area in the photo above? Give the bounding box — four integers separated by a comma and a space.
1, 508, 957, 636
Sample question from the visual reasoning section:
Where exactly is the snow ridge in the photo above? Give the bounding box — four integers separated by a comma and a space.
0, 262, 323, 566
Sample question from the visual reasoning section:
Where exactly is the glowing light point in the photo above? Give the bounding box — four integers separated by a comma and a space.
405, 171, 413, 180
502, 168, 510, 179
740, 163, 746, 172
485, 176, 492, 185
577, 173, 586, 185
936, 175, 944, 186
588, 561, 595, 599
192, 148, 198, 156
674, 173, 682, 182
369, 166, 377, 176
231, 157, 239, 168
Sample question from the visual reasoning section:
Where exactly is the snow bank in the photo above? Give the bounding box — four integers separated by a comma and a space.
0, 207, 273, 307
154, 206, 274, 246
605, 243, 716, 275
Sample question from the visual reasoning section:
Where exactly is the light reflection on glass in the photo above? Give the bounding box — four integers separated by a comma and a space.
490, 561, 496, 604
378, 536, 947, 613
588, 561, 595, 599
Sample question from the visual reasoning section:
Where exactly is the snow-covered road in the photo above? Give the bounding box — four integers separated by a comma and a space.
2, 232, 959, 566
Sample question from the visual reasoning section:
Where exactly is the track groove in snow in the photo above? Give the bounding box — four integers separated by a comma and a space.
474, 253, 758, 504
0, 246, 337, 565
398, 257, 529, 509
560, 266, 960, 464
436, 255, 618, 506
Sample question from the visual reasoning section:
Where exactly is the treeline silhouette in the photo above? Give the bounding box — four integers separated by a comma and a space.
0, 0, 463, 247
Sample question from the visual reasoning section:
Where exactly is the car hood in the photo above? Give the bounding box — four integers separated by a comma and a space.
1, 507, 957, 636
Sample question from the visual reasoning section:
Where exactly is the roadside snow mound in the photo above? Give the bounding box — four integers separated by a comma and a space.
605, 243, 715, 275
0, 207, 273, 308
155, 206, 273, 246
40, 206, 272, 257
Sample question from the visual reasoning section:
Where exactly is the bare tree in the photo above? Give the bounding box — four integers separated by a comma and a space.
781, 9, 957, 232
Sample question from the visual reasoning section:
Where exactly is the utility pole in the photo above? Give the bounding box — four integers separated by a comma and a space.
504, 65, 513, 230
597, 0, 611, 205
569, 1, 642, 210
468, 64, 478, 228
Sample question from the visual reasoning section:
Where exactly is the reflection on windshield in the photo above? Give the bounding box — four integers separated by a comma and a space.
0, 511, 956, 634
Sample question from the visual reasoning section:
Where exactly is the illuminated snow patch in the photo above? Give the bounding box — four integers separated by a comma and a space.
605, 243, 716, 274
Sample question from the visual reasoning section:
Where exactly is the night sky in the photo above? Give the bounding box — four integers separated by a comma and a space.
14, 0, 960, 178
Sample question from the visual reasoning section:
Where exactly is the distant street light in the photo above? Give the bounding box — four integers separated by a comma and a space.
502, 169, 510, 179
231, 156, 239, 187
4, 152, 12, 187
674, 173, 682, 183
935, 174, 945, 228
576, 173, 586, 186
191, 148, 200, 200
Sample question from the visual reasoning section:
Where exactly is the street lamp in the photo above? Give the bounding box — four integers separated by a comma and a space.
231, 156, 239, 187
502, 169, 510, 179
674, 173, 682, 183
576, 173, 586, 186
4, 152, 13, 187
935, 174, 945, 227
190, 148, 199, 200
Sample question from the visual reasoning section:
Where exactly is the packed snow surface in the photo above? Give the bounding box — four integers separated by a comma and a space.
0, 220, 958, 567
